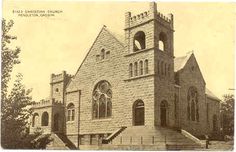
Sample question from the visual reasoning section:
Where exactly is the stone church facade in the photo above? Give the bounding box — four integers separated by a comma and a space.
30, 2, 221, 150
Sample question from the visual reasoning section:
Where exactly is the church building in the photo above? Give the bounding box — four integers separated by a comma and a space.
30, 2, 221, 150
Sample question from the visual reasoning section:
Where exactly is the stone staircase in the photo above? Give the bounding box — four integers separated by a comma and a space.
101, 126, 202, 150
46, 133, 77, 150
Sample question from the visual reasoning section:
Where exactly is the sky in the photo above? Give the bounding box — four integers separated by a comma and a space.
3, 1, 235, 101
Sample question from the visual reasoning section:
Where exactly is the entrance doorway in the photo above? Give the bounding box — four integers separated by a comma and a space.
54, 113, 59, 132
133, 100, 144, 126
160, 100, 168, 127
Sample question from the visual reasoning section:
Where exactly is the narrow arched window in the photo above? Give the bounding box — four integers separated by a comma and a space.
41, 112, 49, 126
99, 94, 106, 118
191, 99, 195, 121
106, 51, 110, 58
32, 113, 39, 127
107, 98, 112, 117
174, 94, 178, 119
213, 115, 217, 131
187, 87, 198, 121
168, 65, 170, 77
165, 63, 167, 76
129, 63, 133, 77
159, 32, 167, 51
157, 60, 160, 75
92, 81, 112, 119
187, 102, 190, 120
159, 41, 164, 51
161, 61, 164, 75
134, 62, 138, 76
134, 31, 146, 52
93, 102, 98, 119
101, 49, 105, 60
67, 103, 75, 121
144, 60, 148, 74
140, 61, 143, 75
96, 55, 100, 61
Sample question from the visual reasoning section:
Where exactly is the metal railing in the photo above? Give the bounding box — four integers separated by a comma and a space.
110, 135, 192, 145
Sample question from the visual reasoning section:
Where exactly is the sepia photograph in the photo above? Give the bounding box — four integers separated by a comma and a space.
1, 1, 235, 150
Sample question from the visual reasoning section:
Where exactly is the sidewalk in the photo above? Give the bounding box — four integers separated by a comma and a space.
195, 140, 234, 151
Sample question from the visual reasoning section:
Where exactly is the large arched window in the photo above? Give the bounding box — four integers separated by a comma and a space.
41, 112, 49, 126
92, 80, 112, 119
32, 113, 39, 127
67, 103, 75, 121
134, 31, 146, 51
187, 87, 199, 122
159, 32, 167, 51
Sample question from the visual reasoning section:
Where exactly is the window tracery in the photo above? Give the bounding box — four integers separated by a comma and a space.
92, 81, 112, 119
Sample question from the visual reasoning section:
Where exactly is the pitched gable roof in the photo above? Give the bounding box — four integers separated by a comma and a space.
206, 88, 221, 101
174, 53, 192, 72
66, 25, 125, 90
106, 28, 125, 45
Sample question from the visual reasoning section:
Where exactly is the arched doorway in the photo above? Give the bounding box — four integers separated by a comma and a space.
54, 113, 59, 132
41, 112, 49, 126
32, 113, 39, 127
160, 100, 168, 127
133, 100, 145, 126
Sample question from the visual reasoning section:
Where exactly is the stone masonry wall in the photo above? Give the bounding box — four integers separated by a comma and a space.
206, 97, 220, 134
66, 27, 126, 135
30, 106, 52, 134
178, 54, 207, 136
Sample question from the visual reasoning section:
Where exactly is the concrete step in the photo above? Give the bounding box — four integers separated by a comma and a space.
166, 143, 201, 150
46, 133, 76, 150
109, 126, 202, 150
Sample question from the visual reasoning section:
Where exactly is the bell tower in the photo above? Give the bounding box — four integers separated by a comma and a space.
125, 2, 174, 55
124, 2, 176, 127
124, 2, 174, 79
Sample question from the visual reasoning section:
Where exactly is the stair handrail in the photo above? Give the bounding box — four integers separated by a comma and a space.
54, 133, 77, 149
102, 126, 127, 144
51, 133, 67, 148
181, 129, 203, 147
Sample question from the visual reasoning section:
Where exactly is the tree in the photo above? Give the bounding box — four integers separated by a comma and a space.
1, 19, 20, 102
1, 73, 33, 148
1, 19, 34, 148
1, 19, 51, 149
220, 94, 234, 136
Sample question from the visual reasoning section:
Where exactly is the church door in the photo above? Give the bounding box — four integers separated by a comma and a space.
54, 113, 59, 132
160, 101, 168, 127
133, 100, 144, 126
